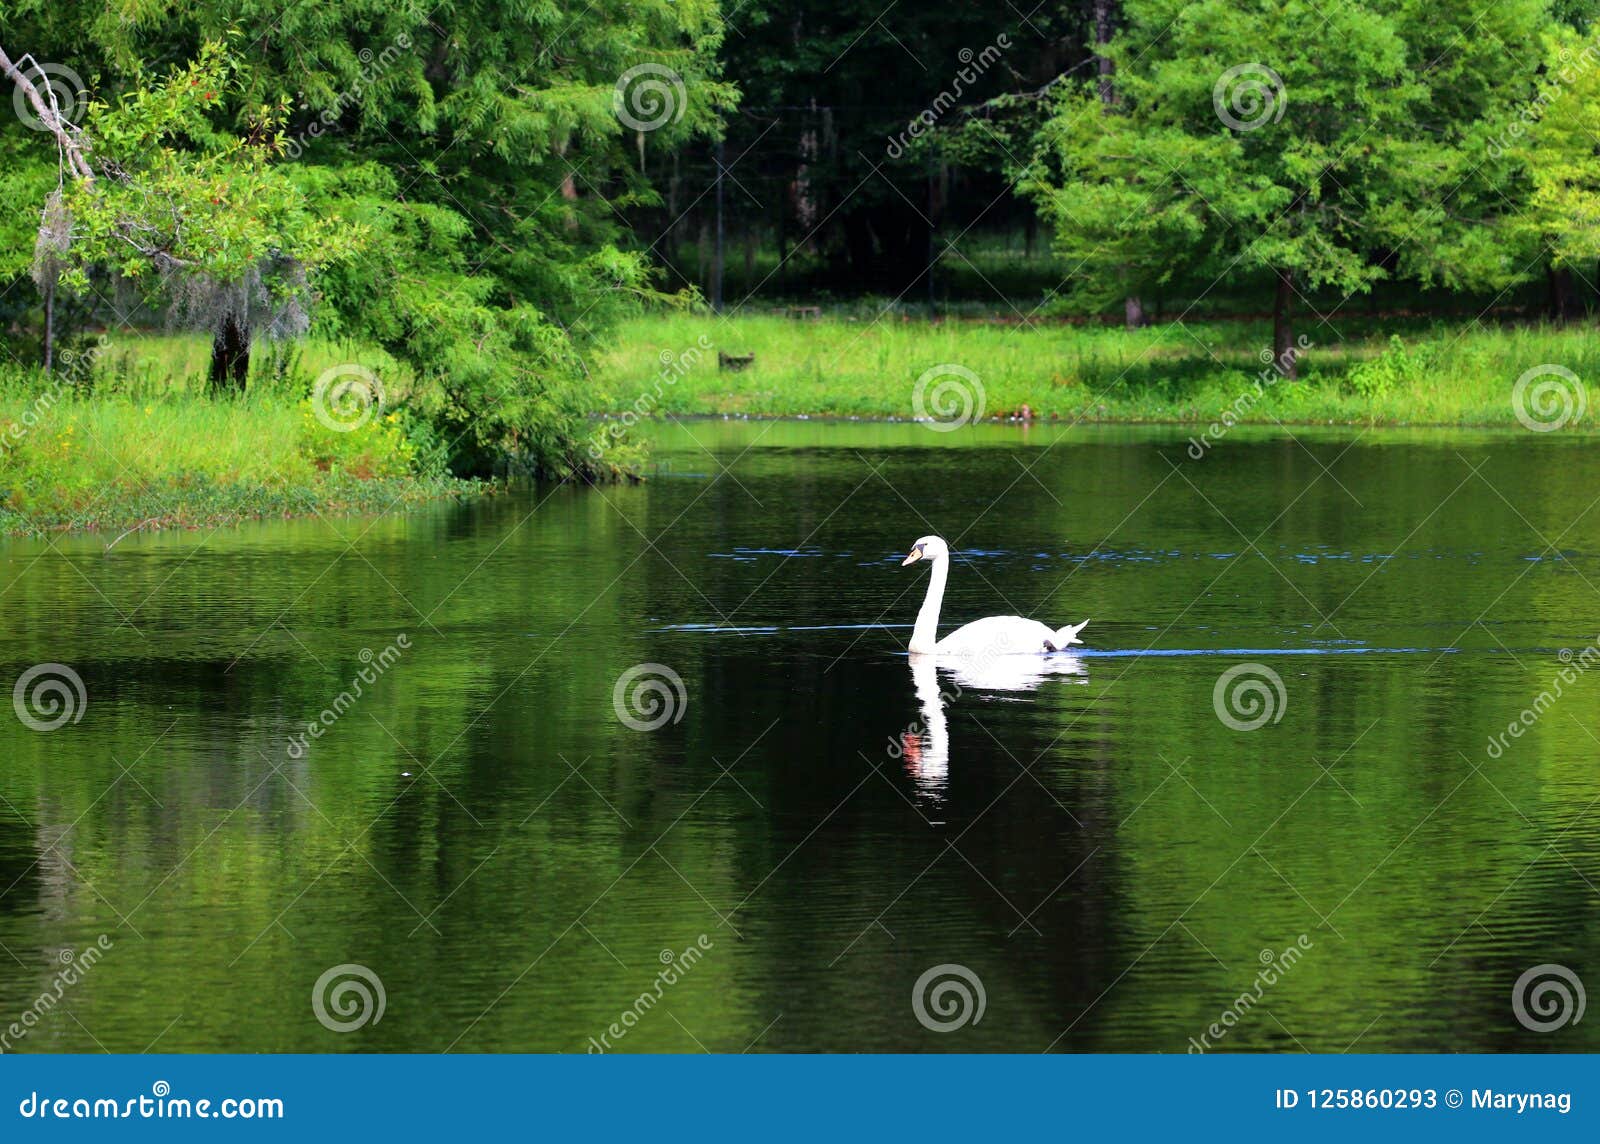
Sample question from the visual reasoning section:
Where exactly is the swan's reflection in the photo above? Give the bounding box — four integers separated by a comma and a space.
901, 655, 951, 798
934, 651, 1087, 694
899, 653, 1088, 801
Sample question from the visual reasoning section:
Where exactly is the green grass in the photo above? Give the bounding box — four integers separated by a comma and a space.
593, 311, 1600, 429
8, 311, 1596, 537
0, 333, 469, 537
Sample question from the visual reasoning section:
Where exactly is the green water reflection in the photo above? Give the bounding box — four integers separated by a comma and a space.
0, 421, 1596, 1052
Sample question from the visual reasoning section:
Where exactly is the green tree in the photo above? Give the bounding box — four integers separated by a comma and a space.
27, 42, 365, 391
2, 1, 734, 478
1508, 24, 1600, 319
1024, 0, 1549, 375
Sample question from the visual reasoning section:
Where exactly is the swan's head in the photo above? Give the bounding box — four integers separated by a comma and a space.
901, 535, 950, 566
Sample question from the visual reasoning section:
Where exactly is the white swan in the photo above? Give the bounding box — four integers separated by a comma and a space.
901, 535, 1088, 656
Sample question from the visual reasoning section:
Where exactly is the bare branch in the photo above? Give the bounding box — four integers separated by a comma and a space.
0, 42, 95, 183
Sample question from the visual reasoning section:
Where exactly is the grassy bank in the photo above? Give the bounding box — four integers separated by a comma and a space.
593, 312, 1600, 428
9, 311, 1593, 538
0, 335, 474, 538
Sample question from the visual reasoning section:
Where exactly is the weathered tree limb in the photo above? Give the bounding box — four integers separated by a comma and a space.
0, 43, 95, 183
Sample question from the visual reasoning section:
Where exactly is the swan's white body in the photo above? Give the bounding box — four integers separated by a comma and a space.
902, 535, 1088, 656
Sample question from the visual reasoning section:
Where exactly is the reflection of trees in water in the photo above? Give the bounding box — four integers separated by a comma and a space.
686, 643, 1120, 1050
7, 432, 1600, 1050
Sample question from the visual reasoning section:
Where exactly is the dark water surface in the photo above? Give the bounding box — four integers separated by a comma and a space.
2, 421, 1597, 1052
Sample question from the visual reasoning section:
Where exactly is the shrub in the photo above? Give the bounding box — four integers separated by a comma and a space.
1346, 335, 1436, 398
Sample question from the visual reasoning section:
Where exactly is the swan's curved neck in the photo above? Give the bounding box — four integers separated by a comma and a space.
910, 555, 947, 654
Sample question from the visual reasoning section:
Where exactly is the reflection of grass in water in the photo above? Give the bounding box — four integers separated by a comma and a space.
595, 311, 1600, 427
0, 333, 466, 536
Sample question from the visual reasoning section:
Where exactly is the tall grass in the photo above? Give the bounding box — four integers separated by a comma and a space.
0, 332, 457, 536
6, 315, 1593, 536
593, 311, 1600, 428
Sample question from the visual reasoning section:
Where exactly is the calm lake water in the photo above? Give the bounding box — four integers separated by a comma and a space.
2, 420, 1597, 1052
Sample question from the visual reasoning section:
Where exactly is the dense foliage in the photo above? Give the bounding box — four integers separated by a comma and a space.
1023, 0, 1565, 369
2, 1, 732, 479
7, 0, 1600, 486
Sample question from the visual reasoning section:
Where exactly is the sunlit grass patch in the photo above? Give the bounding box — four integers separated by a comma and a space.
593, 311, 1600, 429
0, 334, 464, 536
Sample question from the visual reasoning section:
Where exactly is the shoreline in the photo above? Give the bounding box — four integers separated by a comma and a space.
0, 474, 482, 542
600, 410, 1574, 433
8, 409, 1555, 544
7, 310, 1588, 541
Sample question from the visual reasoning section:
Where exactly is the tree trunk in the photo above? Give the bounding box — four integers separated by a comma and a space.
666, 152, 679, 268
1548, 265, 1572, 323
42, 278, 54, 376
209, 314, 250, 394
1273, 268, 1297, 379
776, 193, 788, 293
557, 140, 579, 235
1095, 3, 1142, 327
841, 213, 874, 280
1094, 0, 1116, 108
712, 138, 724, 313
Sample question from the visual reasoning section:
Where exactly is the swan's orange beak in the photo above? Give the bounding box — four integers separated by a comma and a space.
901, 548, 922, 566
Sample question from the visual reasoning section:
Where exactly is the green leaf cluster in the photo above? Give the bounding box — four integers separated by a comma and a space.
1023, 0, 1551, 311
